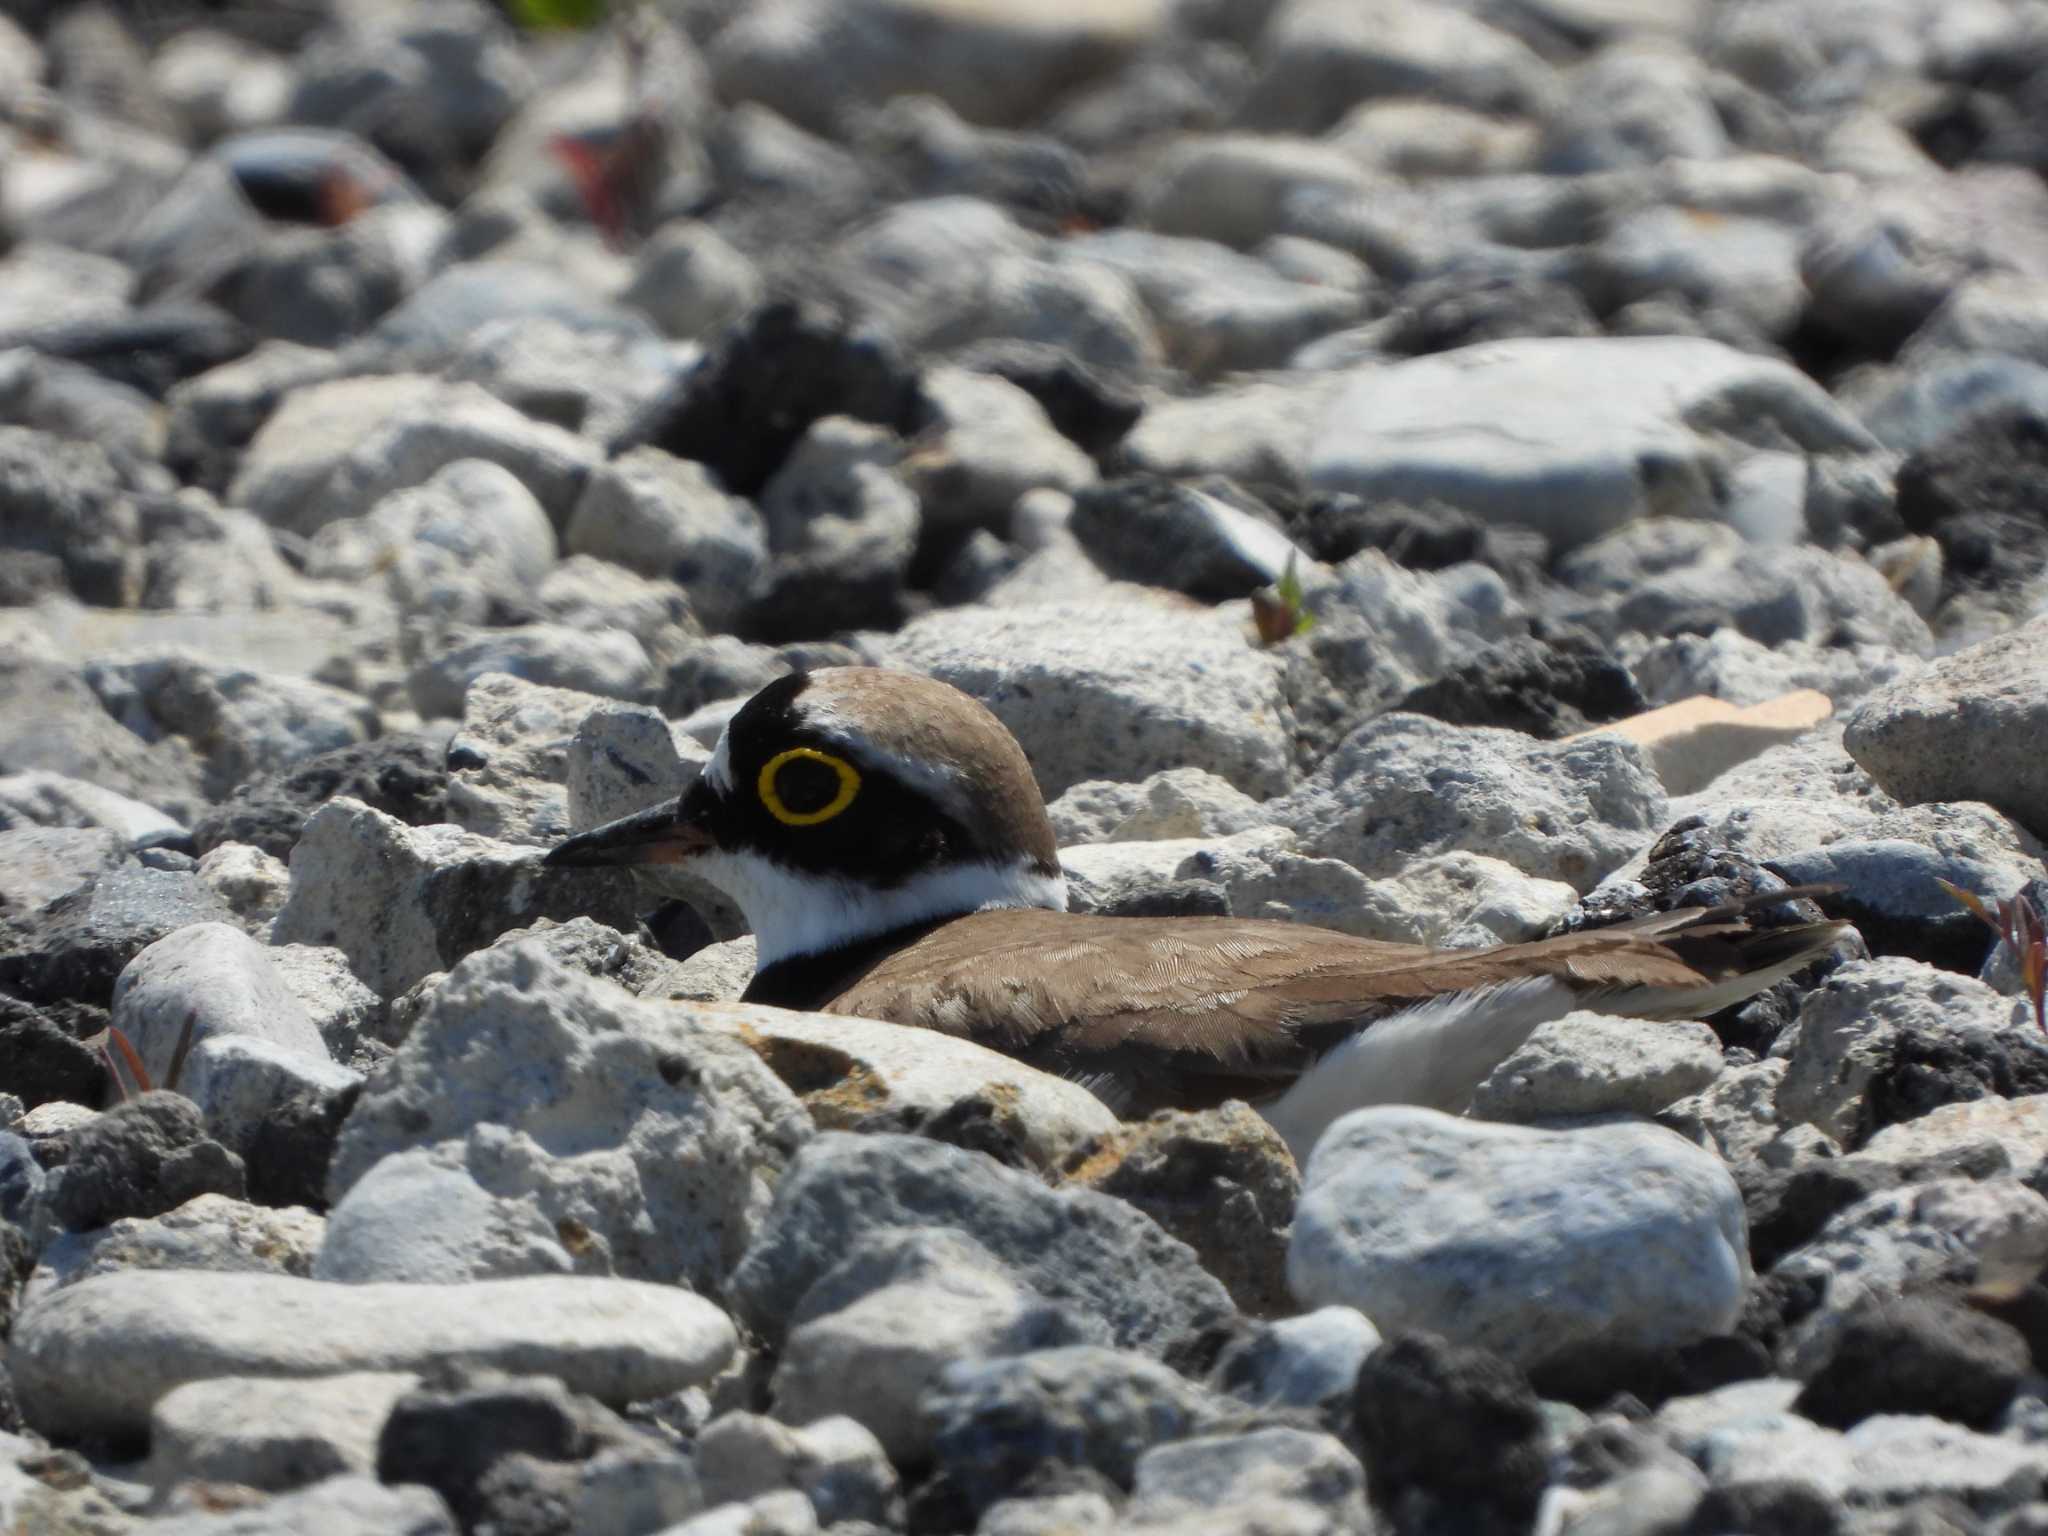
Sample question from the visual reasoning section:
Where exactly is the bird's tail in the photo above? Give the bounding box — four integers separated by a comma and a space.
1258, 897, 1851, 1163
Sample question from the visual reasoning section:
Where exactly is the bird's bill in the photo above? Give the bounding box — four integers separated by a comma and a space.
544, 801, 712, 867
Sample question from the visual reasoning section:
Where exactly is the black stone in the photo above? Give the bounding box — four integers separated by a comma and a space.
192, 731, 451, 860
1396, 631, 1646, 740
244, 1080, 361, 1213
0, 865, 235, 1009
376, 1369, 635, 1531
1864, 1025, 2048, 1142
0, 301, 252, 400
949, 340, 1143, 458
1741, 1159, 1899, 1273
0, 1217, 29, 1338
1082, 879, 1232, 921
1794, 1293, 2027, 1430
612, 300, 925, 498
0, 998, 111, 1109
1682, 1480, 1846, 1536
1528, 1332, 1772, 1411
1972, 1281, 2048, 1374
1895, 407, 2048, 605
1351, 1334, 1549, 1526
1282, 493, 1550, 590
48, 1091, 246, 1232
1374, 272, 1601, 357
1069, 475, 1297, 603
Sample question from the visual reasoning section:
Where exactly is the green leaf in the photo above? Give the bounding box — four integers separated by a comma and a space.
508, 0, 609, 29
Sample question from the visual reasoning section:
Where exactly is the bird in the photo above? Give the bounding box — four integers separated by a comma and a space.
546, 666, 1847, 1158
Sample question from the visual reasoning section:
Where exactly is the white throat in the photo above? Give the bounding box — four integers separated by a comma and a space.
690, 849, 1069, 969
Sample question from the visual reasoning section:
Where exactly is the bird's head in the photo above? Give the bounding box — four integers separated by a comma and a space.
546, 668, 1067, 965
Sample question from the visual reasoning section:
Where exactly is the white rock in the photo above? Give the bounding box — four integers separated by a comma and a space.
697, 1412, 900, 1529
1137, 133, 1374, 251
326, 940, 810, 1292
12, 1268, 735, 1440
1274, 713, 1666, 891
111, 921, 329, 1092
180, 1034, 362, 1158
566, 447, 766, 634
408, 623, 653, 721
230, 373, 445, 535
1239, 0, 1555, 131
1047, 768, 1272, 846
1470, 1012, 1723, 1123
1126, 1426, 1369, 1533
194, 840, 290, 925
267, 943, 385, 1061
666, 937, 758, 1003
270, 798, 641, 998
1856, 1094, 2048, 1187
444, 670, 620, 844
709, 0, 1160, 133
1659, 1058, 1789, 1166
0, 768, 183, 845
1772, 957, 2042, 1147
624, 221, 764, 341
1773, 1177, 2048, 1373
85, 650, 380, 803
146, 1474, 455, 1535
305, 458, 557, 625
902, 366, 1095, 533
1845, 612, 2048, 841
1627, 628, 1926, 710
566, 699, 707, 831
1289, 1107, 1748, 1365
1121, 373, 1349, 491
1308, 337, 1878, 551
0, 825, 124, 912
1061, 231, 1363, 376
881, 602, 1295, 799
26, 1193, 323, 1306
769, 1228, 1094, 1465
705, 1006, 1118, 1170
659, 1489, 817, 1536
316, 1136, 575, 1284
146, 1372, 418, 1494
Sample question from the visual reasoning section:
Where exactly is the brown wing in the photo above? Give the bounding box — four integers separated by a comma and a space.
821, 905, 1844, 1114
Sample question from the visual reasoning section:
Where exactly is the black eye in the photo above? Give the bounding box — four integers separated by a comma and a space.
757, 748, 861, 826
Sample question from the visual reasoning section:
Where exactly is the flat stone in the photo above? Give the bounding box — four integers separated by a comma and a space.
11, 1269, 737, 1440
1568, 690, 1835, 797
146, 1371, 419, 1494
146, 1474, 454, 1534
0, 825, 126, 915
1309, 336, 1877, 551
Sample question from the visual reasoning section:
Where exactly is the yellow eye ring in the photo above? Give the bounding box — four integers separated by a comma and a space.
758, 748, 861, 826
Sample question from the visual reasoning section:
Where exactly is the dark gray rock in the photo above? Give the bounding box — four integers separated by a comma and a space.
923, 1346, 1228, 1517
47, 1091, 246, 1232
1894, 406, 2048, 609
1794, 1293, 2027, 1431
1069, 476, 1304, 602
1060, 1102, 1299, 1319
1352, 1333, 1549, 1533
0, 1132, 46, 1231
947, 339, 1143, 457
0, 863, 235, 1009
245, 1079, 361, 1214
191, 730, 450, 860
376, 1368, 640, 1532
0, 997, 110, 1110
1396, 630, 1646, 740
613, 299, 924, 497
727, 1132, 1237, 1369
1681, 1480, 1846, 1536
